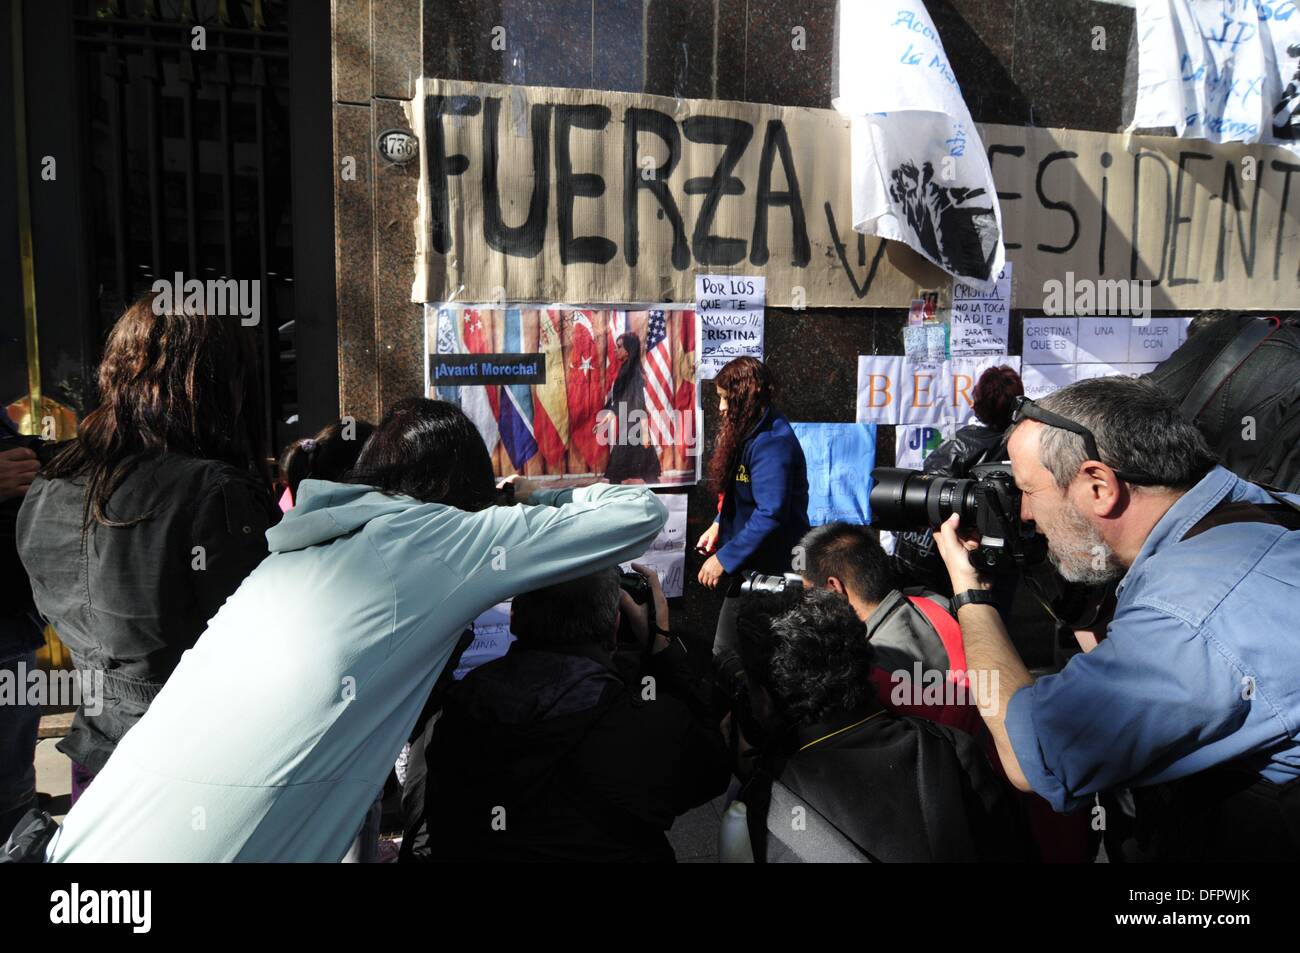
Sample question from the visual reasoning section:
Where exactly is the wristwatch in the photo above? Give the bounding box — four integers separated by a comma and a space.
951, 588, 998, 612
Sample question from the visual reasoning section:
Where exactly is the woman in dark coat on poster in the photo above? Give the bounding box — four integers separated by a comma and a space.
597, 333, 661, 484
695, 357, 809, 654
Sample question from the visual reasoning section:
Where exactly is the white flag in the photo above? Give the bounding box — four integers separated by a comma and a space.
1129, 0, 1300, 150
833, 0, 1005, 286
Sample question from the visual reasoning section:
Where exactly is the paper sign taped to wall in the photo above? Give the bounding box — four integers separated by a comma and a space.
856, 355, 1021, 426
951, 263, 1011, 355
696, 275, 765, 380
621, 492, 688, 598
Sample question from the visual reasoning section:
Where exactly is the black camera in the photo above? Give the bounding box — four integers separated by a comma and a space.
616, 568, 656, 646
618, 568, 653, 605
868, 463, 1046, 572
738, 571, 804, 596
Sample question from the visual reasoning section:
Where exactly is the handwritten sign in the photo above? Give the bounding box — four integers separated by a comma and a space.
1022, 317, 1079, 365
622, 493, 688, 597
1130, 0, 1300, 149
951, 263, 1011, 355
1076, 317, 1132, 365
696, 275, 765, 380
454, 602, 515, 680
903, 322, 948, 362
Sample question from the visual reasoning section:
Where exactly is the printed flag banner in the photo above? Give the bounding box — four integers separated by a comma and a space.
533, 309, 571, 468
566, 310, 608, 474
834, 0, 1005, 285
499, 308, 540, 470
430, 306, 501, 454
425, 305, 700, 487
1129, 0, 1300, 150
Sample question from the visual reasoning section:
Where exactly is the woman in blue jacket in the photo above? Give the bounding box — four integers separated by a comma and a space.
695, 357, 809, 654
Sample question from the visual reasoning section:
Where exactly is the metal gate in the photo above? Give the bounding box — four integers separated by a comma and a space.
70, 0, 297, 452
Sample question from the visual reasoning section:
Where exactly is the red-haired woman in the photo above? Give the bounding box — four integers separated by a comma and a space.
695, 357, 809, 654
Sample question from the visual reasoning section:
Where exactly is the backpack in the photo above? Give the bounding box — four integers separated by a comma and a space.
1145, 314, 1300, 492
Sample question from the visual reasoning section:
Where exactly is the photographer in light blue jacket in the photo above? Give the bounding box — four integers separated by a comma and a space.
41, 397, 667, 862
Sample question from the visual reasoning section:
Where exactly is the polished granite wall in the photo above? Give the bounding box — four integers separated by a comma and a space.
331, 0, 1138, 654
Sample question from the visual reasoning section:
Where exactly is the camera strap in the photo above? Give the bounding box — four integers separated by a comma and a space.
1178, 316, 1280, 423
906, 595, 968, 687
1182, 489, 1300, 541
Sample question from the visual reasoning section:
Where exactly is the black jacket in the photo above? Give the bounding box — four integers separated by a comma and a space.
413, 640, 729, 863
15, 451, 277, 773
921, 422, 1006, 478
750, 702, 1033, 862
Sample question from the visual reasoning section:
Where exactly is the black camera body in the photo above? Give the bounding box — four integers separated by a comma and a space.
615, 568, 655, 646
869, 463, 1046, 572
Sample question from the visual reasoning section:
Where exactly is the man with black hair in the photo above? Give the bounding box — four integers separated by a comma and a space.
733, 588, 1030, 862
409, 565, 728, 863
799, 522, 982, 736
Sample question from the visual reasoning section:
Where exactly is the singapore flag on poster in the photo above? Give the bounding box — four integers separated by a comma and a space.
833, 0, 1005, 287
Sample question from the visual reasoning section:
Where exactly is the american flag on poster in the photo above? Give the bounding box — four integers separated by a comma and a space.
644, 309, 674, 447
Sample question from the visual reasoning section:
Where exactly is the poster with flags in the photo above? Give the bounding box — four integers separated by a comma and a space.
425, 305, 700, 487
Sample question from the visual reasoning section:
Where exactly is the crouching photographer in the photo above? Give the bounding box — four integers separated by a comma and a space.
407, 563, 729, 863
712, 525, 984, 767
930, 376, 1300, 861
727, 587, 1032, 862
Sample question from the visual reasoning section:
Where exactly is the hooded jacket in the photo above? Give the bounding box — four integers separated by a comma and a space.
44, 480, 667, 862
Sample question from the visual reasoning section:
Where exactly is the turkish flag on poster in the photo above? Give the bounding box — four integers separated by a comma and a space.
566, 310, 606, 472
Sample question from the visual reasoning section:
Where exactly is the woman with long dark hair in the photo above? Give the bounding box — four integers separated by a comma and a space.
696, 357, 809, 654
16, 292, 278, 800
41, 397, 667, 861
596, 332, 661, 484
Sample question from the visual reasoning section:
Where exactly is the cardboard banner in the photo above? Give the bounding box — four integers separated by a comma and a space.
408, 78, 1300, 310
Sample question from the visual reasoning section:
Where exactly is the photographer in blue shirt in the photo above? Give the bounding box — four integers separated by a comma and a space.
934, 376, 1300, 861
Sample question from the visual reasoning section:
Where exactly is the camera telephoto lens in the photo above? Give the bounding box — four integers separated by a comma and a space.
868, 467, 979, 531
